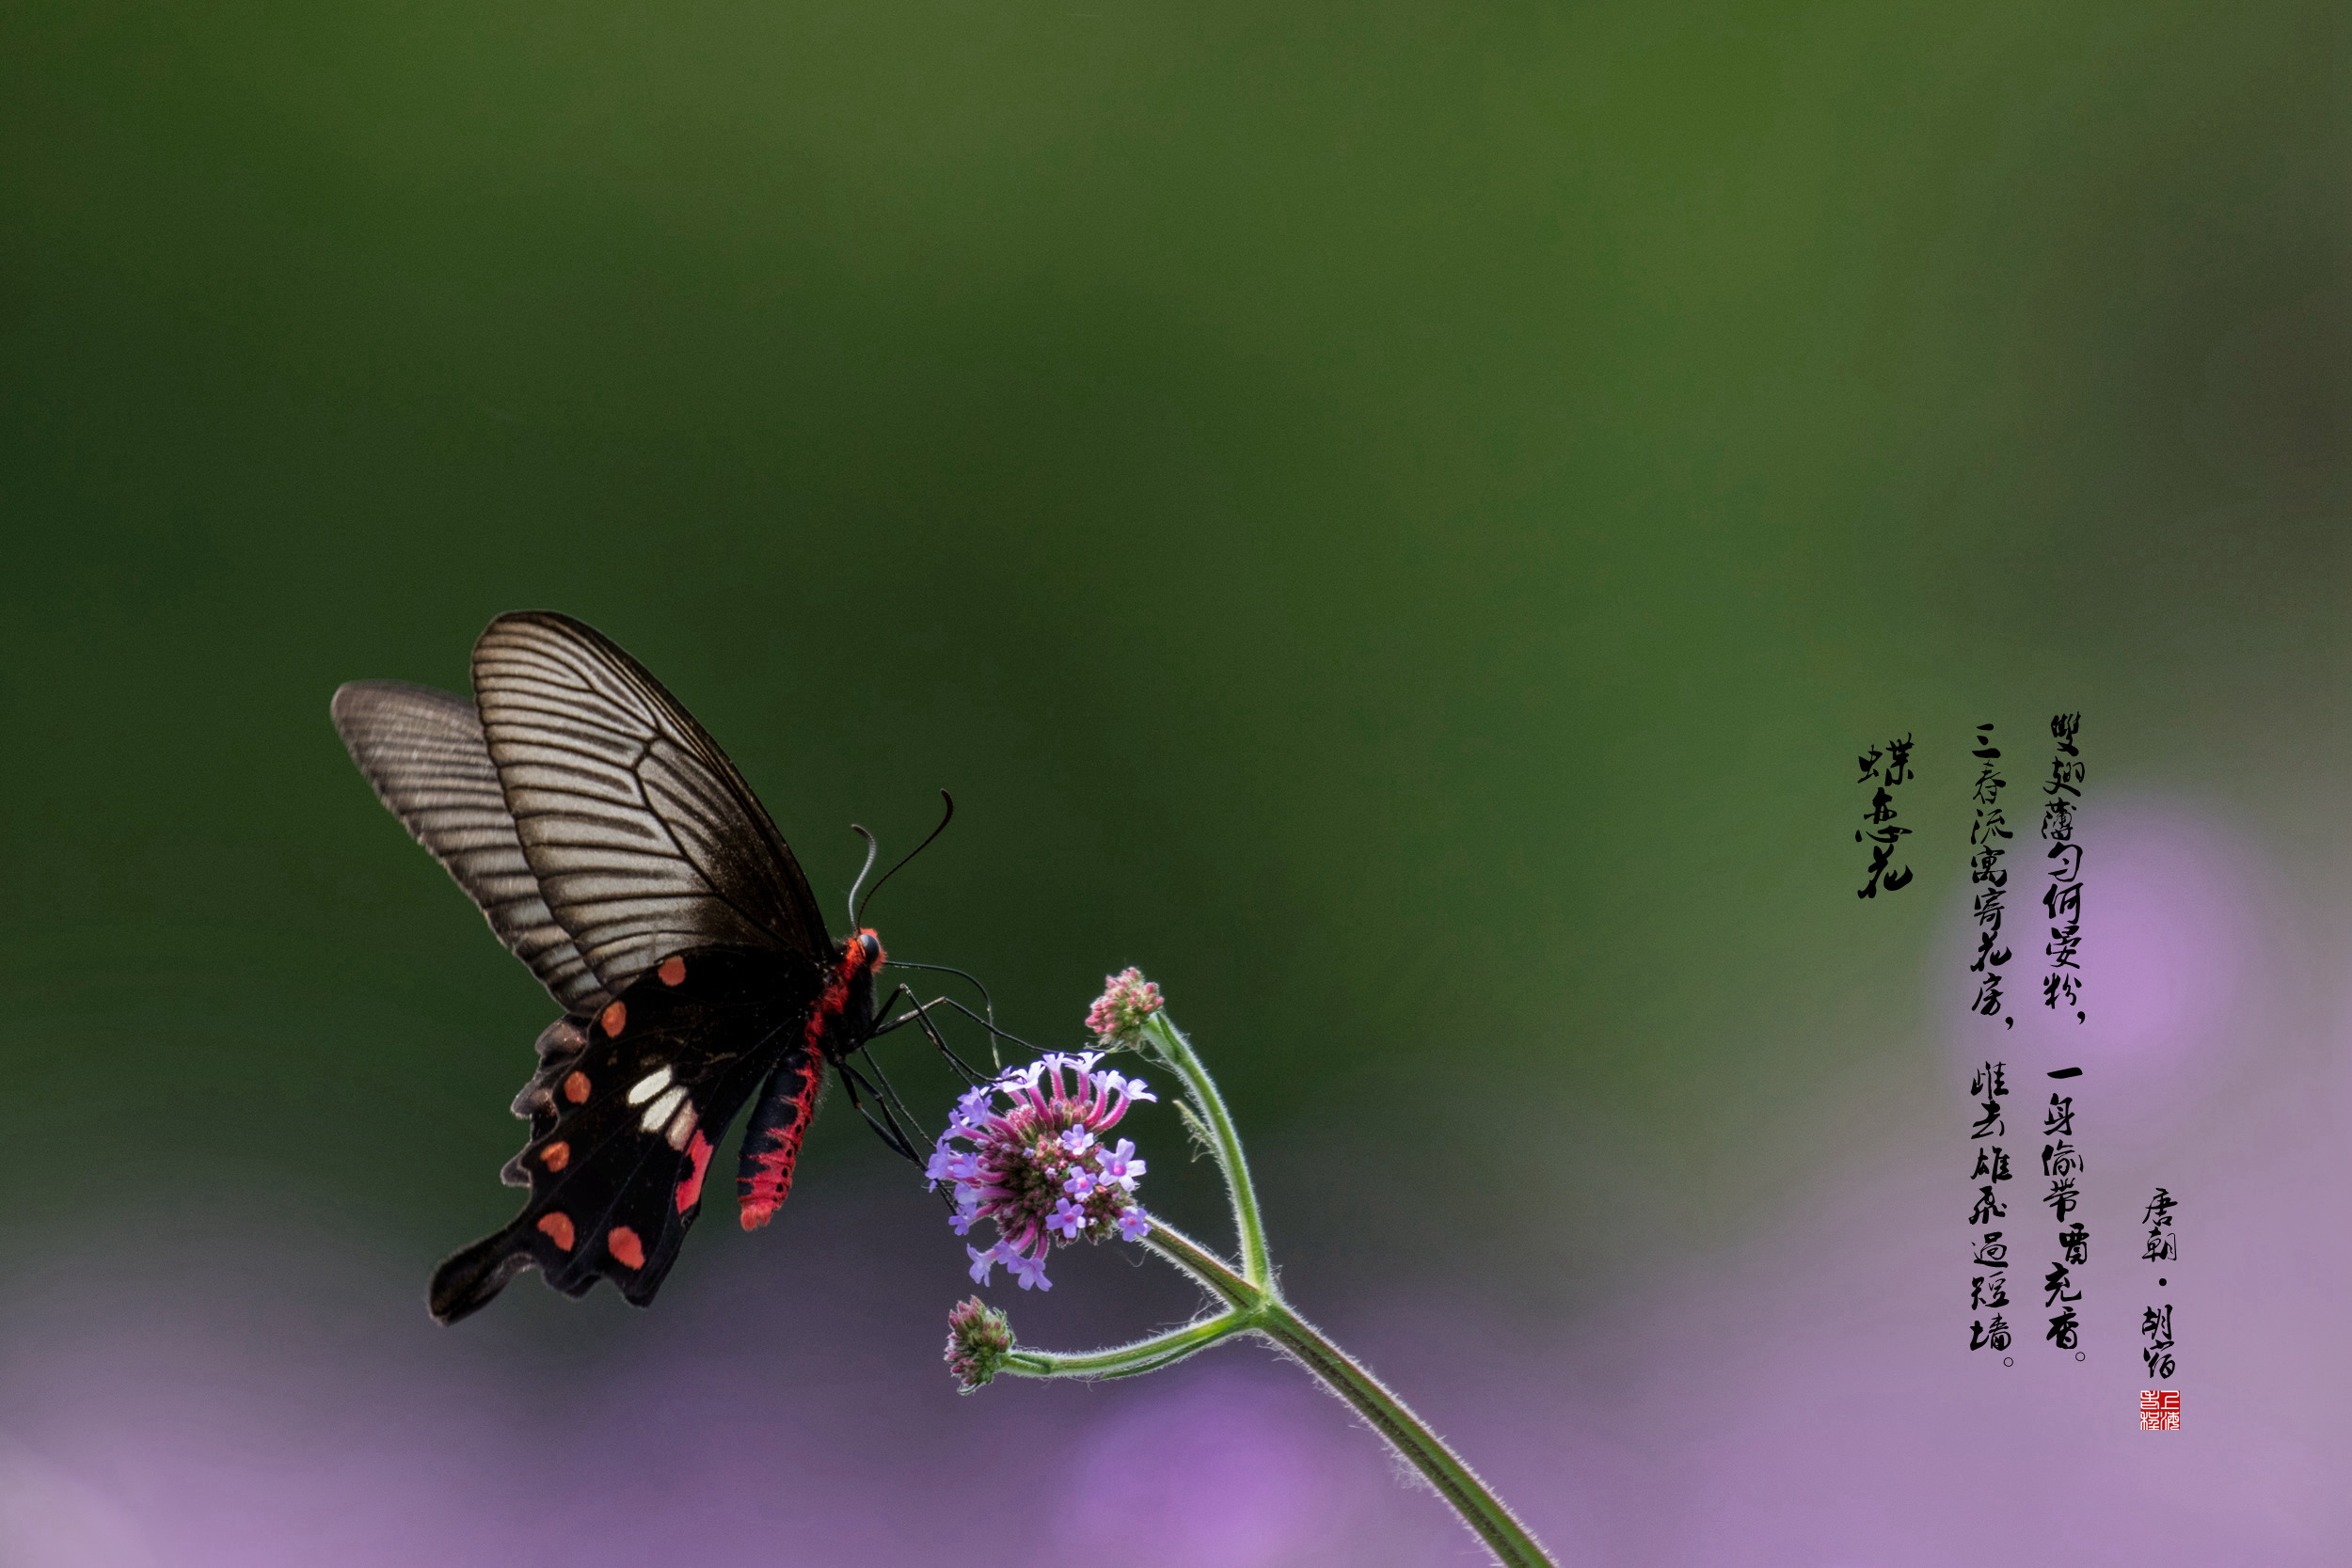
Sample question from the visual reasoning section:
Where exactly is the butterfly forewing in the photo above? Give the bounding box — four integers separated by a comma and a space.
428, 946, 823, 1323
470, 612, 829, 997
329, 680, 611, 1012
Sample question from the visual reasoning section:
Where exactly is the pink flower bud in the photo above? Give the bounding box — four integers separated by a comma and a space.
1085, 967, 1166, 1045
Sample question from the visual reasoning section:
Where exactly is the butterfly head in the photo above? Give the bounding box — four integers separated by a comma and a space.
854, 928, 886, 971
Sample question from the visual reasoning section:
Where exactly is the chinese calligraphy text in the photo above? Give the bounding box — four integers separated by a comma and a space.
2141, 1186, 2179, 1390
1967, 722, 2013, 1026
1966, 1060, 2014, 1359
2042, 713, 2085, 1021
2042, 1079, 2087, 1356
1856, 734, 1915, 898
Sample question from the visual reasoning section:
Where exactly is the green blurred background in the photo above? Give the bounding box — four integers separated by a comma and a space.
3, 2, 2344, 1560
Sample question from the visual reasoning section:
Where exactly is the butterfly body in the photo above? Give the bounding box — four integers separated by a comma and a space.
333, 611, 892, 1323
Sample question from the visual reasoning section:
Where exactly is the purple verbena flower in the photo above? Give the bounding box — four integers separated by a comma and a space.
945, 1295, 1013, 1391
1099, 1138, 1145, 1191
1085, 967, 1166, 1045
1006, 1250, 1052, 1291
1118, 1207, 1152, 1243
929, 1050, 1157, 1291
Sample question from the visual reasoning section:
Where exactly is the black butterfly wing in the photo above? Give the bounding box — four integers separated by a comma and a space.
329, 680, 612, 1013
337, 612, 848, 1318
469, 610, 831, 997
429, 946, 819, 1323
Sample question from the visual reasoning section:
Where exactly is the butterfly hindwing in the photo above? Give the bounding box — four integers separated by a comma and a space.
427, 945, 823, 1323
328, 680, 612, 1013
469, 611, 831, 997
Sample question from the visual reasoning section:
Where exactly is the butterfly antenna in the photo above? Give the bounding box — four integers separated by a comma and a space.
844, 825, 882, 928
854, 789, 955, 926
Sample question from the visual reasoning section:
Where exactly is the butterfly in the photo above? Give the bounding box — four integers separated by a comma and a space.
333, 610, 939, 1323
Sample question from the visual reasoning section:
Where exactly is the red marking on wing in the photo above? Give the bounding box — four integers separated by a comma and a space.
675, 1130, 713, 1213
563, 1070, 591, 1104
599, 1000, 628, 1037
537, 1212, 576, 1251
658, 955, 687, 987
607, 1227, 645, 1270
539, 1140, 570, 1172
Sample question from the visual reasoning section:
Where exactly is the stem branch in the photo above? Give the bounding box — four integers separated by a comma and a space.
1138, 1219, 1258, 1311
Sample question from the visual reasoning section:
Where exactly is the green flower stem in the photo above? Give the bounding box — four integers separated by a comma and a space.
994, 1219, 1256, 1381
988, 1008, 1557, 1568
1010, 1212, 1557, 1567
1002, 1308, 1246, 1380
1138, 1216, 1257, 1307
1139, 1012, 1270, 1287
1251, 1296, 1554, 1568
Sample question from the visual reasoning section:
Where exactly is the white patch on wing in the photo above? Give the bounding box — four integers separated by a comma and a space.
640, 1085, 687, 1133
626, 1066, 674, 1105
664, 1101, 698, 1149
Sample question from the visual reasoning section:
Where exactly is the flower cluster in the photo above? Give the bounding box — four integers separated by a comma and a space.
1085, 966, 1166, 1045
929, 1051, 1155, 1291
944, 1296, 1013, 1391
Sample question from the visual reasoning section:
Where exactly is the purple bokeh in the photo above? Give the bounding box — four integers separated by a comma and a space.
1936, 795, 2280, 1148
0, 1193, 1471, 1568
5, 789, 2345, 1564
8, 1098, 2344, 1568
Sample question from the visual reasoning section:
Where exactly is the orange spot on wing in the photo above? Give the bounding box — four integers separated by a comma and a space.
539, 1141, 570, 1172
607, 1227, 645, 1270
563, 1070, 591, 1104
675, 1131, 713, 1213
658, 955, 687, 987
599, 1000, 628, 1037
536, 1212, 576, 1251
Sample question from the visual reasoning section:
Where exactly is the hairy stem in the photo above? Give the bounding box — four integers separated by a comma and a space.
1139, 1218, 1259, 1310
1140, 1013, 1271, 1287
1253, 1298, 1555, 1568
1001, 1308, 1247, 1379
1012, 1217, 1558, 1568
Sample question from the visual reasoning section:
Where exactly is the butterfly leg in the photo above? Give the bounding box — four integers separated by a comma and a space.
833, 1053, 926, 1164
849, 1041, 980, 1217
851, 1033, 939, 1148
911, 993, 1041, 1065
870, 987, 1046, 1079
864, 984, 996, 1084
878, 960, 1031, 1069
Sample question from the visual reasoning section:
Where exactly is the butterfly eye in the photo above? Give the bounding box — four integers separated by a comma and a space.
859, 931, 882, 965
